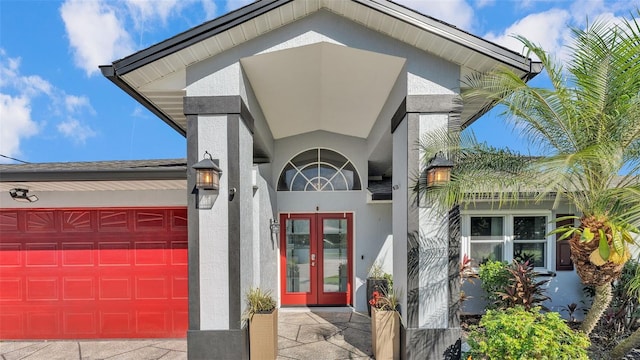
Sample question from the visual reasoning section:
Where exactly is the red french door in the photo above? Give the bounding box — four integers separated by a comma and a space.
280, 213, 352, 306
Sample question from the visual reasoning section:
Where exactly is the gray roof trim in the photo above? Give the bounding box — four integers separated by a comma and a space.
100, 65, 187, 137
0, 159, 187, 182
357, 0, 536, 72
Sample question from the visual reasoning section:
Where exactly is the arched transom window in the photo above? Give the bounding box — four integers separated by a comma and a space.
277, 148, 362, 191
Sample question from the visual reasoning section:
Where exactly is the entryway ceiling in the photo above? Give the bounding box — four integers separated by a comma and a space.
240, 42, 405, 139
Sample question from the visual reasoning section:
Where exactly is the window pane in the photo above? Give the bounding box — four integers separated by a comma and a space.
514, 216, 547, 240
341, 162, 361, 190
291, 149, 317, 168
285, 219, 310, 293
323, 219, 348, 293
514, 242, 546, 267
470, 217, 503, 239
470, 242, 503, 267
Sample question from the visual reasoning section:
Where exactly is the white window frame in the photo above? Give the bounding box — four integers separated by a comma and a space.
461, 210, 554, 272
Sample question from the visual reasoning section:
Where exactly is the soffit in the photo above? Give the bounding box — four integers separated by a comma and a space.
240, 42, 405, 139
113, 0, 538, 134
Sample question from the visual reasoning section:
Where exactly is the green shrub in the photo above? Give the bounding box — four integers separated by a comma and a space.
467, 307, 590, 360
478, 260, 509, 309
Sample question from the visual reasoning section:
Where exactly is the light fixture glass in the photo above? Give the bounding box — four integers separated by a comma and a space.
425, 151, 454, 187
192, 151, 222, 190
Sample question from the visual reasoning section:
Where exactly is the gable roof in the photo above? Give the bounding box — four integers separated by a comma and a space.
101, 0, 542, 136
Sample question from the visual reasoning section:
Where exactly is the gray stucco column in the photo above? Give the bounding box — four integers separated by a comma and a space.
392, 95, 463, 360
184, 96, 255, 360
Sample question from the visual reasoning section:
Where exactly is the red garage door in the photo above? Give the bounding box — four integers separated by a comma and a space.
0, 208, 188, 339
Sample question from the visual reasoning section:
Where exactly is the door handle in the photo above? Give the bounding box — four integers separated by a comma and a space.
311, 253, 316, 267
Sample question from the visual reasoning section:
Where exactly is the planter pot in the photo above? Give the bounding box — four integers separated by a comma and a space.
371, 308, 400, 360
249, 308, 278, 360
366, 278, 389, 316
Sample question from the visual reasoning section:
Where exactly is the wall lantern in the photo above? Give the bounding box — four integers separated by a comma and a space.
193, 151, 222, 191
270, 219, 280, 234
192, 151, 222, 209
9, 188, 39, 202
425, 151, 454, 187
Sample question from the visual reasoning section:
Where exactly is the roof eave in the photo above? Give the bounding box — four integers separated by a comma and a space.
100, 65, 186, 137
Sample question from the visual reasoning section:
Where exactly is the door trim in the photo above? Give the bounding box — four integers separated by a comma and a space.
279, 212, 353, 306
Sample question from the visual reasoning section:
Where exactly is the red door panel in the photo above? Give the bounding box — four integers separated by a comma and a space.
0, 208, 188, 339
280, 213, 352, 306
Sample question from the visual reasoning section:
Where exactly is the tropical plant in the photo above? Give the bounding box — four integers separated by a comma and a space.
496, 260, 550, 311
419, 12, 640, 337
478, 260, 509, 309
467, 306, 590, 360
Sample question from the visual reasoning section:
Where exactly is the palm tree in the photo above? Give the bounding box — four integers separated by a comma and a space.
420, 12, 640, 338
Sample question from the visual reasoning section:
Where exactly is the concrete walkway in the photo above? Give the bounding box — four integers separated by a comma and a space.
0, 308, 372, 360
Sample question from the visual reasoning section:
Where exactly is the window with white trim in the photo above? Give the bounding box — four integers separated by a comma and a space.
462, 211, 553, 270
277, 148, 362, 191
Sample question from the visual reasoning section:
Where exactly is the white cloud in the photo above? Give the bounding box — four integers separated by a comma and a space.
65, 94, 95, 115
483, 9, 571, 60
0, 50, 97, 160
395, 0, 475, 31
57, 118, 97, 144
0, 94, 39, 162
474, 0, 495, 8
60, 0, 135, 76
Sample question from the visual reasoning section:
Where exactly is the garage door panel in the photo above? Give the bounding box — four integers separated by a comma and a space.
61, 243, 94, 266
0, 243, 22, 266
26, 211, 56, 232
99, 211, 130, 231
25, 243, 57, 266
171, 242, 187, 264
136, 311, 169, 334
98, 242, 131, 265
0, 211, 19, 231
64, 312, 97, 335
26, 278, 58, 300
0, 278, 22, 301
61, 211, 93, 232
100, 277, 132, 300
101, 312, 132, 334
172, 276, 188, 299
28, 312, 59, 335
136, 277, 168, 299
135, 242, 166, 265
63, 278, 95, 300
135, 210, 166, 230
0, 312, 23, 336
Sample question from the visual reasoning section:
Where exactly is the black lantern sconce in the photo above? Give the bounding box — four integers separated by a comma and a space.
425, 151, 454, 187
193, 151, 222, 191
192, 151, 222, 209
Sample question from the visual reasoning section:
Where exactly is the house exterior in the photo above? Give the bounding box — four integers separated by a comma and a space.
0, 0, 550, 359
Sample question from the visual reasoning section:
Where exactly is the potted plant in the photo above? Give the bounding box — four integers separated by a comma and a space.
369, 287, 401, 360
366, 262, 389, 316
243, 287, 277, 360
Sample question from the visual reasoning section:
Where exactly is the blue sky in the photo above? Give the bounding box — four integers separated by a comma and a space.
0, 0, 636, 164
